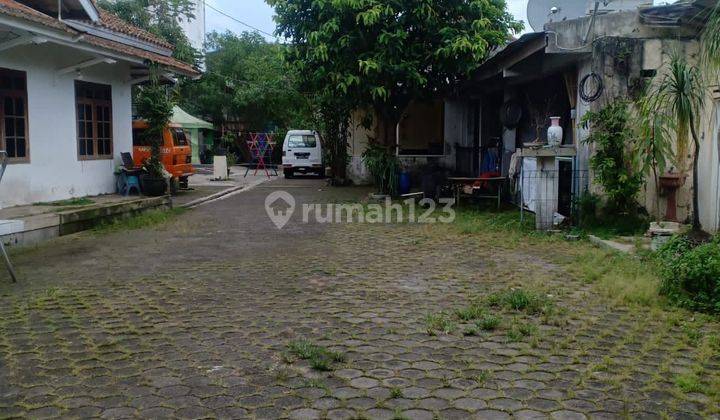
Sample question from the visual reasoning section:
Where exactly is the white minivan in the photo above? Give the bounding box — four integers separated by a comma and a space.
282, 130, 324, 178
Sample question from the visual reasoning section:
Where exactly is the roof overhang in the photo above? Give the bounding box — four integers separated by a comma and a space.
472, 32, 548, 82
0, 13, 199, 78
64, 19, 173, 56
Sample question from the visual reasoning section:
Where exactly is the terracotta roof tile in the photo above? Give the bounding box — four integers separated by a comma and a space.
0, 0, 73, 32
95, 8, 173, 50
0, 0, 199, 76
84, 34, 199, 76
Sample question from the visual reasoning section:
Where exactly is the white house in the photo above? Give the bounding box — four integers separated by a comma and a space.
0, 0, 199, 207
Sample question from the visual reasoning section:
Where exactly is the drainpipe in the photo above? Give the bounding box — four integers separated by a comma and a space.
582, 1, 600, 45
58, 0, 62, 20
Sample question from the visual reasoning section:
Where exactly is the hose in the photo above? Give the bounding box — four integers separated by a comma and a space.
580, 72, 604, 103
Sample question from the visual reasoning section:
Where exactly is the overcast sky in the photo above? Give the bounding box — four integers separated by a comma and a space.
204, 0, 676, 39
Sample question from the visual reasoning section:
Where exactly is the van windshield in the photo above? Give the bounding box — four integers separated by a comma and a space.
171, 129, 188, 146
287, 135, 317, 148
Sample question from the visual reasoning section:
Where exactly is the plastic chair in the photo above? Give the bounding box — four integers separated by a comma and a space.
117, 171, 141, 196
0, 151, 17, 282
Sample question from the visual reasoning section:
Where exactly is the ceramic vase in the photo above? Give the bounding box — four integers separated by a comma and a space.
547, 117, 563, 147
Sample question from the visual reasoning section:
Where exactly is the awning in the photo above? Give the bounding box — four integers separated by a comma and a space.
172, 106, 214, 130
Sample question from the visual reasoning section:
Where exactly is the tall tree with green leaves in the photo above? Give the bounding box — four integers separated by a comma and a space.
643, 54, 705, 231
178, 31, 313, 132
268, 0, 522, 146
98, 0, 200, 66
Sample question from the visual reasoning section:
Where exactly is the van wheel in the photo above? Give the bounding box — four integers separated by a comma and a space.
284, 169, 294, 179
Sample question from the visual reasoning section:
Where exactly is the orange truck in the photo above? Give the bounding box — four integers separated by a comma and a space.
132, 120, 194, 188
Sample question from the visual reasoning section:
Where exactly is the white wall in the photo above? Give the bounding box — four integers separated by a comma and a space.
0, 43, 133, 207
179, 0, 206, 52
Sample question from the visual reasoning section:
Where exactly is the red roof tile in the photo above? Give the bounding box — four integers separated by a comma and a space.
95, 9, 173, 50
0, 0, 199, 76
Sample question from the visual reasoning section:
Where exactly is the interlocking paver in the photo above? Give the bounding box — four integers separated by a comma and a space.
0, 178, 718, 419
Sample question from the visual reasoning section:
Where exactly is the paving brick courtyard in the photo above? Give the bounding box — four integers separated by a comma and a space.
0, 178, 718, 419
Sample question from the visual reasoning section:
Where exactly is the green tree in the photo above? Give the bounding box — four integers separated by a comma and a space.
135, 66, 176, 178
634, 94, 674, 220
645, 55, 705, 231
268, 0, 522, 145
98, 0, 200, 66
179, 31, 312, 133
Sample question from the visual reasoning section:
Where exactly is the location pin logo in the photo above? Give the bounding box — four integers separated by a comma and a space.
265, 191, 296, 229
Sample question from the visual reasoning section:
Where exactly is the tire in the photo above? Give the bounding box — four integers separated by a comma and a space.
284, 169, 294, 179
179, 176, 189, 189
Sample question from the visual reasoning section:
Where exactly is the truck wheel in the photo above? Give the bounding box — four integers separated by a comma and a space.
284, 169, 294, 179
179, 177, 189, 189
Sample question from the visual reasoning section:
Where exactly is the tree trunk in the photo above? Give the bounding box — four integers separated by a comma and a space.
689, 114, 702, 231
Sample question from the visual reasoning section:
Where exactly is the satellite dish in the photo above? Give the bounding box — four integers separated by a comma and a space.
527, 0, 589, 32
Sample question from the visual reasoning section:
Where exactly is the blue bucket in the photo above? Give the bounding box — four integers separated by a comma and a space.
398, 171, 411, 195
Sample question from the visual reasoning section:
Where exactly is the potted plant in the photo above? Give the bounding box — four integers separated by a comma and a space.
362, 142, 400, 198
140, 156, 167, 196
135, 66, 174, 197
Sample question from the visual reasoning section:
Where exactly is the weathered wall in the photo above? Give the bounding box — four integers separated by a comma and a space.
547, 12, 715, 228
0, 42, 133, 207
346, 100, 470, 185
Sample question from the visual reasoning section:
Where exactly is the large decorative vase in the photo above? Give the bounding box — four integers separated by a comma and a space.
547, 117, 563, 147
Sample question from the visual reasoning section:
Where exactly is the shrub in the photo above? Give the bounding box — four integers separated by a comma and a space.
657, 235, 720, 313
581, 101, 643, 214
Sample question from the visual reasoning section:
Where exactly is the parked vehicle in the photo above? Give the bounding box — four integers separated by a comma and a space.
282, 130, 323, 178
132, 120, 194, 188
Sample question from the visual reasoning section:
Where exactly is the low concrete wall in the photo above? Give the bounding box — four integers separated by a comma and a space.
2, 196, 171, 247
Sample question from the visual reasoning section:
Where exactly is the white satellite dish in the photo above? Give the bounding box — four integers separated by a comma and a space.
527, 0, 589, 32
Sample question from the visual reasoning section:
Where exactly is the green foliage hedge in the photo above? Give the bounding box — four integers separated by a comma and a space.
657, 235, 720, 314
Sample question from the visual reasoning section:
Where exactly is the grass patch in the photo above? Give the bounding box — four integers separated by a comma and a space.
93, 208, 186, 233
451, 208, 665, 309
454, 303, 485, 321
476, 370, 491, 384
675, 373, 704, 393
425, 312, 456, 335
454, 206, 536, 236
506, 321, 539, 342
476, 314, 501, 331
286, 339, 345, 371
35, 198, 94, 207
462, 325, 480, 336
487, 288, 553, 315
568, 250, 661, 307
390, 387, 403, 399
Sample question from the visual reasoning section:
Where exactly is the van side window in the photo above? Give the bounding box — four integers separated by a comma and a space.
172, 129, 188, 146
287, 135, 317, 148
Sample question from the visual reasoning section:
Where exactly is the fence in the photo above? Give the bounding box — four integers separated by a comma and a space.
511, 165, 590, 230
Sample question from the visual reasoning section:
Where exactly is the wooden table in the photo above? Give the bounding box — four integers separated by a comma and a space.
447, 177, 506, 209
